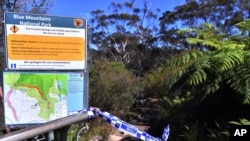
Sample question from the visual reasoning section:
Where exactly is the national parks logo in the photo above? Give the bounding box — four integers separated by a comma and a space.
74, 19, 83, 27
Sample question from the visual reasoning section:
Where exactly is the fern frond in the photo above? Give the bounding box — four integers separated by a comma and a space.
187, 69, 207, 86
164, 51, 204, 71
187, 38, 222, 49
236, 18, 250, 32
163, 51, 206, 87
222, 40, 246, 49
243, 89, 250, 104
203, 82, 220, 95
225, 53, 250, 104
210, 49, 244, 72
165, 20, 250, 105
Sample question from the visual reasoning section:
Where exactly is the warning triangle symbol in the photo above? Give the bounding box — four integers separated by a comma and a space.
10, 25, 19, 33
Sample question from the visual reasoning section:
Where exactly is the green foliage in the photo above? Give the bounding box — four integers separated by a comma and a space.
179, 122, 207, 141
225, 53, 250, 104
67, 119, 114, 141
211, 49, 244, 72
142, 67, 168, 97
159, 0, 248, 50
90, 0, 159, 58
207, 120, 230, 141
162, 49, 245, 103
90, 0, 162, 76
229, 118, 250, 125
162, 50, 204, 86
78, 119, 113, 141
177, 23, 246, 50
236, 18, 250, 33
89, 60, 141, 117
169, 120, 229, 141
150, 19, 250, 141
162, 20, 250, 104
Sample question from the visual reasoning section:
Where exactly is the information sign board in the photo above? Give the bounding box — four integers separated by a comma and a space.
4, 13, 87, 70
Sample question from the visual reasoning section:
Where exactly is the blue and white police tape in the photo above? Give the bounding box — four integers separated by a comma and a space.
87, 107, 170, 141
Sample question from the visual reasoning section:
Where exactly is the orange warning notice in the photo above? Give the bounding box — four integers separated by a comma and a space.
7, 34, 85, 61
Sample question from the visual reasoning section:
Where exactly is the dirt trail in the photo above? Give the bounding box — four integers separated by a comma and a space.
107, 125, 150, 141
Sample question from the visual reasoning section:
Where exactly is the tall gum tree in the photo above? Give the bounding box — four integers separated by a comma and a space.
159, 0, 250, 50
90, 0, 161, 76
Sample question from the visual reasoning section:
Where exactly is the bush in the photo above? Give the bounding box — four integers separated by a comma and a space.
89, 61, 142, 118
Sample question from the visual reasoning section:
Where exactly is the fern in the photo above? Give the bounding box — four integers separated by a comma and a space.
163, 48, 245, 98
163, 51, 205, 86
188, 69, 207, 85
203, 82, 220, 96
178, 22, 247, 50
163, 20, 250, 105
164, 51, 204, 71
225, 53, 250, 104
208, 49, 244, 73
187, 57, 210, 86
235, 18, 250, 32
178, 23, 227, 50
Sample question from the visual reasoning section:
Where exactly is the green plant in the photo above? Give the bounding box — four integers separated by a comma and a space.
207, 120, 230, 141
150, 20, 250, 141
162, 21, 250, 104
229, 118, 250, 125
89, 61, 141, 118
179, 121, 207, 141
66, 118, 114, 141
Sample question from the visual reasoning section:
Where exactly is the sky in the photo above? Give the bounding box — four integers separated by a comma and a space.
48, 0, 186, 19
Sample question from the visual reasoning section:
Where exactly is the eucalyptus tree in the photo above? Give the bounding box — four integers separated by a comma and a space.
2, 0, 54, 13
159, 0, 249, 50
90, 0, 162, 76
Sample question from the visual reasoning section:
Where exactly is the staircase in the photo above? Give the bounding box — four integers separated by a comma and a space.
129, 98, 161, 126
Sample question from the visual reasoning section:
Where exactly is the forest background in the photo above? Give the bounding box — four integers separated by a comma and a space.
0, 0, 250, 141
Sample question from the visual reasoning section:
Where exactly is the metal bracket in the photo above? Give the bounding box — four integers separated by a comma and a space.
33, 135, 46, 141
76, 123, 89, 141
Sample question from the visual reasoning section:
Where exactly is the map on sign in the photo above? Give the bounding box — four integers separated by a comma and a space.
3, 71, 86, 126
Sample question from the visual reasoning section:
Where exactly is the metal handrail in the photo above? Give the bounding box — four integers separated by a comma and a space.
0, 112, 89, 141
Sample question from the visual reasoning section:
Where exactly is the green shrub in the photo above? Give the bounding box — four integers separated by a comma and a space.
89, 61, 141, 118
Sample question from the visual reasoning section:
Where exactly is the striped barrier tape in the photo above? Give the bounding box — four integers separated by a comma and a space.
78, 107, 170, 141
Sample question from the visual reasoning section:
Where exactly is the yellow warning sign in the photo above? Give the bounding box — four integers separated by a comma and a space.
7, 34, 85, 60
10, 25, 19, 33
